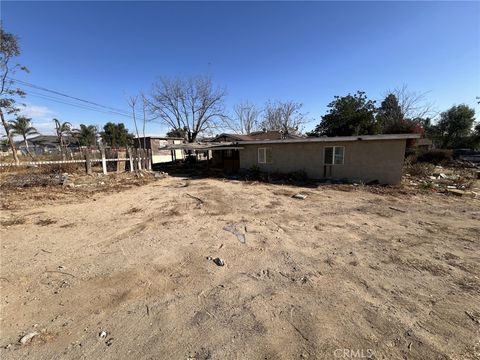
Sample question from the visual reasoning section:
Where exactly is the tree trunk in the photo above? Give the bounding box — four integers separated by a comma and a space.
23, 134, 35, 159
59, 135, 66, 160
0, 107, 19, 164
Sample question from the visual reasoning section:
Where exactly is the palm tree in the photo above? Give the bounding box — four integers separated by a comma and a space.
8, 116, 38, 155
74, 124, 98, 147
53, 118, 72, 158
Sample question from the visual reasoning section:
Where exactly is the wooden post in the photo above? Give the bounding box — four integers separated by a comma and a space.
207, 150, 210, 170
128, 148, 134, 172
101, 148, 107, 175
85, 149, 92, 175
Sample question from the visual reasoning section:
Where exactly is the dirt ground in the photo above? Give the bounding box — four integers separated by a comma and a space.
0, 174, 479, 359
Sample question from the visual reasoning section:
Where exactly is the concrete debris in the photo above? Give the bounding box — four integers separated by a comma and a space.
154, 171, 168, 179
213, 257, 225, 266
223, 224, 246, 243
447, 189, 466, 196
19, 331, 39, 345
292, 193, 308, 200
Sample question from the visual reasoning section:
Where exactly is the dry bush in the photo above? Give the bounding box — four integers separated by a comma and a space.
39, 163, 82, 174
417, 150, 453, 165
405, 161, 434, 177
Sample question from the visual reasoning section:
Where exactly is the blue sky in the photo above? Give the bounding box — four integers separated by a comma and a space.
2, 1, 479, 136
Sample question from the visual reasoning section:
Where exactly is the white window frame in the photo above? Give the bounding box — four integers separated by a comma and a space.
258, 147, 272, 164
324, 146, 345, 165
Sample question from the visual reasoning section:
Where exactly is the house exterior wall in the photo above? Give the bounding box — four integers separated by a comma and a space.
238, 139, 406, 184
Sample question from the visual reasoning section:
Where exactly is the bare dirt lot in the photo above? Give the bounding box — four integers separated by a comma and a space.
1, 174, 479, 359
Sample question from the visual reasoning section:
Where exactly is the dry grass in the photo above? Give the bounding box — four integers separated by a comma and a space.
1, 217, 26, 227
35, 218, 58, 226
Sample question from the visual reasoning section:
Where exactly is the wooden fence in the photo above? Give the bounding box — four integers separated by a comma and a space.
0, 148, 152, 175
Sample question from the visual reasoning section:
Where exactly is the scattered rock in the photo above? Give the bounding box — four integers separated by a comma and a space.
213, 257, 225, 266
105, 338, 114, 346
99, 330, 108, 338
292, 193, 307, 200
19, 331, 39, 345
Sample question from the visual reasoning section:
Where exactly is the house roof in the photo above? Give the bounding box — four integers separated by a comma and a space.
164, 142, 243, 151
233, 133, 420, 145
136, 136, 185, 140
164, 134, 419, 150
212, 130, 303, 142
15, 135, 59, 147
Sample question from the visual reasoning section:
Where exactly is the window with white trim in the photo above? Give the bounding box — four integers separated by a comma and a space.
324, 146, 344, 165
258, 147, 272, 164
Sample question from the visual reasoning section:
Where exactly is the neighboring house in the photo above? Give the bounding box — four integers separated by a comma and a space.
15, 135, 61, 155
414, 138, 434, 151
134, 137, 185, 164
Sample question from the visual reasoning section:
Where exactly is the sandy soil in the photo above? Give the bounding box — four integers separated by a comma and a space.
0, 175, 479, 359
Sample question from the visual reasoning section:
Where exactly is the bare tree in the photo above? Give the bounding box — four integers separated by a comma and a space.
127, 95, 141, 148
141, 93, 148, 149
226, 101, 260, 134
260, 100, 307, 135
1, 26, 29, 164
387, 85, 436, 120
149, 75, 227, 142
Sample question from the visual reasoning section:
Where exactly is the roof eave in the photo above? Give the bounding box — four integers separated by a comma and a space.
235, 134, 420, 145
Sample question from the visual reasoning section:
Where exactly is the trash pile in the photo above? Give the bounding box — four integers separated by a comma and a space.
404, 163, 480, 196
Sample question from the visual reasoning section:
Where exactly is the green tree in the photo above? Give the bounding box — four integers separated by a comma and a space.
436, 105, 475, 148
1, 25, 29, 164
308, 91, 378, 137
377, 94, 404, 132
74, 124, 98, 146
100, 122, 134, 147
8, 116, 37, 153
166, 126, 187, 139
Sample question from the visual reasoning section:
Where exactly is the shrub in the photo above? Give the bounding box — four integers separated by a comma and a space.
248, 165, 261, 180
287, 169, 308, 182
417, 150, 452, 165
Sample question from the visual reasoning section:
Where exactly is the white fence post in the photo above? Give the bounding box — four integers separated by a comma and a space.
128, 147, 134, 172
137, 148, 142, 171
101, 148, 107, 175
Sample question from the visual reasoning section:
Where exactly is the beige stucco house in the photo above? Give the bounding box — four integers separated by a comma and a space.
213, 134, 419, 185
